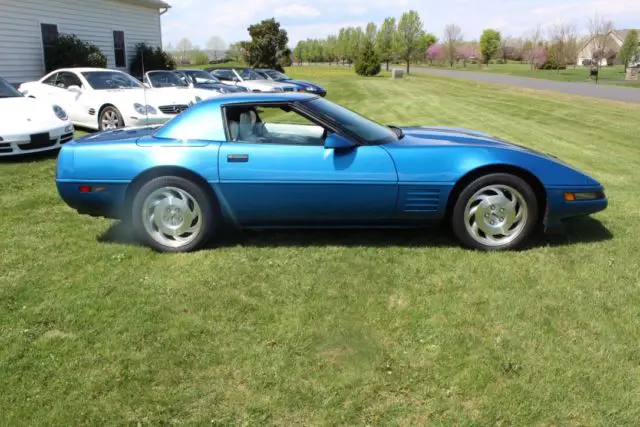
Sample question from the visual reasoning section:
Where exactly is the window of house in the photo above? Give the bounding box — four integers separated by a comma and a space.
41, 23, 58, 69
113, 31, 126, 68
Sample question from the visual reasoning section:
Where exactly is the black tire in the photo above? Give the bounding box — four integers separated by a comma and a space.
451, 173, 539, 251
131, 176, 219, 253
98, 106, 124, 131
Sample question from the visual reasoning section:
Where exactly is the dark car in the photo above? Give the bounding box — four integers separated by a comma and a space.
175, 69, 248, 93
254, 68, 327, 97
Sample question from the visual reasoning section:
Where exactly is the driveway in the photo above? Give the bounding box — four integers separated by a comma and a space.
411, 67, 640, 104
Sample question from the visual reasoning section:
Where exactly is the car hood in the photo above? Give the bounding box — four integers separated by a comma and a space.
0, 96, 68, 133
395, 126, 547, 153
197, 83, 247, 92
286, 79, 323, 89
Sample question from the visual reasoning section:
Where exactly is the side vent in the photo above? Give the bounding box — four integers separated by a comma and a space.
399, 187, 441, 213
88, 108, 96, 116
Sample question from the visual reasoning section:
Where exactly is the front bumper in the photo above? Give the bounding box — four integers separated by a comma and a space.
544, 187, 608, 232
0, 124, 74, 157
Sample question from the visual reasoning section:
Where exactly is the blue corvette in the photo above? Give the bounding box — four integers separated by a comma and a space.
56, 93, 607, 252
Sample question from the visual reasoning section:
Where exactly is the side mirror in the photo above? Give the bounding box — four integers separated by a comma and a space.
324, 133, 355, 151
67, 85, 82, 94
143, 82, 151, 88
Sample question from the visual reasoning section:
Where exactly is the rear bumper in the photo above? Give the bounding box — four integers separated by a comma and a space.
544, 187, 608, 231
56, 180, 128, 219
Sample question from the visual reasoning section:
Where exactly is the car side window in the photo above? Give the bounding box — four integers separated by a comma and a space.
224, 104, 327, 146
212, 70, 235, 81
56, 72, 82, 89
42, 73, 58, 86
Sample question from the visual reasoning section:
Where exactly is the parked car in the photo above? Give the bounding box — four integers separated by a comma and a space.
55, 92, 608, 253
0, 77, 73, 157
204, 67, 299, 92
174, 69, 249, 94
254, 68, 327, 97
19, 68, 199, 131
142, 70, 220, 101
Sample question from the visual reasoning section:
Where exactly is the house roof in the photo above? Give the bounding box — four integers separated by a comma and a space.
119, 0, 171, 9
612, 29, 639, 43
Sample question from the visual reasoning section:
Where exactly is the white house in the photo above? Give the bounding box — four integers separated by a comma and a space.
577, 29, 639, 66
0, 0, 171, 84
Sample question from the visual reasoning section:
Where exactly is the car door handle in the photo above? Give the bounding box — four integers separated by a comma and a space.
227, 154, 249, 163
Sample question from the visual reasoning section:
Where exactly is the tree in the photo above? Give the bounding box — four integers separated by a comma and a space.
443, 24, 463, 67
526, 24, 543, 70
396, 10, 425, 73
206, 36, 227, 60
355, 38, 381, 76
457, 43, 478, 67
419, 33, 438, 59
426, 44, 445, 65
44, 34, 107, 73
365, 22, 378, 43
530, 46, 547, 69
479, 29, 501, 64
129, 43, 176, 78
587, 14, 613, 69
376, 17, 396, 71
620, 30, 639, 71
176, 37, 192, 63
227, 42, 245, 63
242, 18, 290, 69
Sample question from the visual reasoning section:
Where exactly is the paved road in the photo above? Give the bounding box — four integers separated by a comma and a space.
411, 67, 640, 104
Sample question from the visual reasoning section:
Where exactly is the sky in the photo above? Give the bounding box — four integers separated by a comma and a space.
161, 0, 640, 49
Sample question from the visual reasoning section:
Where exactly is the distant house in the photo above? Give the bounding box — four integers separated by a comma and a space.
0, 0, 171, 84
577, 29, 640, 66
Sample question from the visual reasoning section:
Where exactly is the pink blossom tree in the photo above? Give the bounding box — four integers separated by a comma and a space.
456, 43, 478, 67
426, 44, 446, 65
530, 46, 547, 70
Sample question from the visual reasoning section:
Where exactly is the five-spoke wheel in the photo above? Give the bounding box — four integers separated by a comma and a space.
99, 106, 124, 131
452, 173, 538, 251
131, 176, 218, 252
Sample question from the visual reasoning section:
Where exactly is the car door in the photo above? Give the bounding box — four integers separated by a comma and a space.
48, 71, 85, 123
217, 103, 399, 226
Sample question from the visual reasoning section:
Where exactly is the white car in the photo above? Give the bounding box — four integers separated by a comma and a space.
206, 67, 300, 92
142, 70, 221, 101
0, 77, 73, 157
19, 68, 199, 131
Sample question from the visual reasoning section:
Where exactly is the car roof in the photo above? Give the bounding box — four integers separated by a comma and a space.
54, 67, 121, 73
198, 92, 318, 105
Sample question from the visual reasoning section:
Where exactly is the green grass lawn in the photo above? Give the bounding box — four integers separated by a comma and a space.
2, 68, 640, 425
420, 60, 640, 88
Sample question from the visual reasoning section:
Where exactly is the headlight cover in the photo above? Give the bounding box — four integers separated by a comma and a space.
306, 86, 318, 92
133, 103, 157, 115
53, 105, 68, 121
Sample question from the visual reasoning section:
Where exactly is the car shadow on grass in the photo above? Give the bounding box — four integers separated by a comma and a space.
0, 149, 59, 163
98, 216, 612, 251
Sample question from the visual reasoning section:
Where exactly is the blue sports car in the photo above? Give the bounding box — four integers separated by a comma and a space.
254, 69, 327, 97
56, 93, 607, 253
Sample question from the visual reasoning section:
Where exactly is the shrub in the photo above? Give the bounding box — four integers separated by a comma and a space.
496, 58, 507, 64
129, 43, 176, 79
355, 39, 381, 77
44, 34, 107, 73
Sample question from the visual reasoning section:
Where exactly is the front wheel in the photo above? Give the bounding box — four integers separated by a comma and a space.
131, 176, 218, 252
451, 173, 539, 251
99, 106, 124, 131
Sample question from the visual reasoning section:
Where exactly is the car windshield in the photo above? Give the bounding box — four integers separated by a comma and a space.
238, 69, 264, 81
82, 71, 143, 90
147, 71, 188, 88
0, 78, 22, 98
186, 70, 221, 84
265, 70, 290, 81
304, 98, 398, 145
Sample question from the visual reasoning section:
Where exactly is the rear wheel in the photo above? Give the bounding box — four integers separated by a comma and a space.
451, 173, 538, 251
99, 106, 124, 131
131, 176, 218, 252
